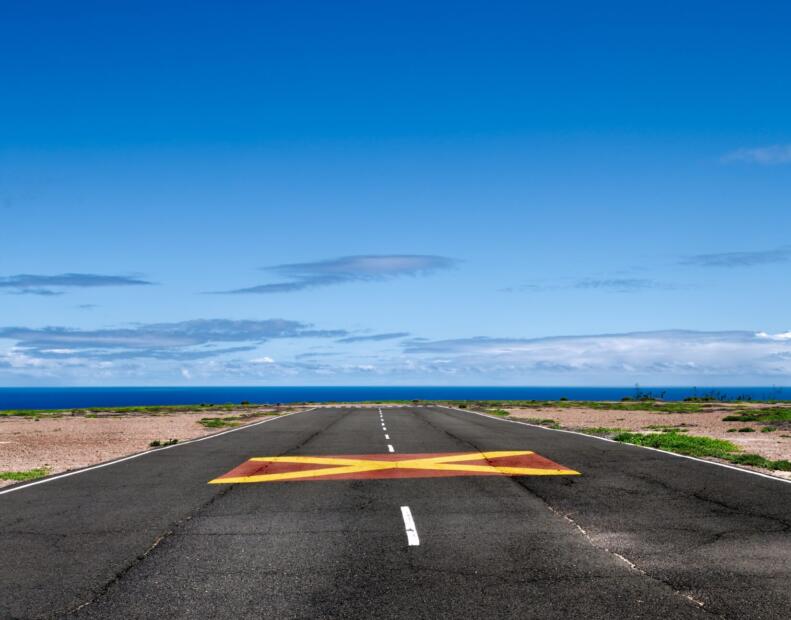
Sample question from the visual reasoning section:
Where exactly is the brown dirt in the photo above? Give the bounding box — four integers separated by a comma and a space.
0, 410, 281, 488
505, 405, 791, 479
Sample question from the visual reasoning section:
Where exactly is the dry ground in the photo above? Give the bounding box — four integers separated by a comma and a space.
3, 403, 790, 487
505, 403, 791, 479
0, 410, 282, 488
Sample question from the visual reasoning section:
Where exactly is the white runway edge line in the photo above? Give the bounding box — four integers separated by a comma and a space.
400, 506, 420, 546
0, 407, 318, 497
438, 405, 791, 486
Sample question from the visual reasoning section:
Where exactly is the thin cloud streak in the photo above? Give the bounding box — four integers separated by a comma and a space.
722, 145, 791, 165
680, 246, 791, 268
0, 273, 153, 296
220, 254, 458, 294
337, 332, 410, 344
0, 319, 347, 361
505, 278, 674, 293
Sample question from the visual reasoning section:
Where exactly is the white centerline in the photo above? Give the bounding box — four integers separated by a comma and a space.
387, 444, 395, 453
384, 434, 390, 440
400, 506, 420, 546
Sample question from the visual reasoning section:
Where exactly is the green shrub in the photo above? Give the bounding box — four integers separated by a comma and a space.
150, 438, 179, 447
722, 408, 791, 423
0, 467, 50, 481
614, 431, 738, 458
728, 454, 791, 471
728, 454, 771, 467
577, 427, 626, 436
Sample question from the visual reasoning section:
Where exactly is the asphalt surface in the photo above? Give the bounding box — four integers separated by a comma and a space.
1, 405, 790, 619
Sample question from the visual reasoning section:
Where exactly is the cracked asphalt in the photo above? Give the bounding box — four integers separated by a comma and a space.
1, 406, 790, 619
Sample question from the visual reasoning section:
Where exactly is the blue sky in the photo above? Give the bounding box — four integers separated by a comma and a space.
2, 0, 791, 386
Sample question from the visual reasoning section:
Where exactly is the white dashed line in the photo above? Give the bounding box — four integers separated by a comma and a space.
387, 444, 395, 453
384, 434, 390, 440
400, 506, 420, 546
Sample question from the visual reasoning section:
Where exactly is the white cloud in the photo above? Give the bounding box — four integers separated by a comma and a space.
4, 329, 791, 386
722, 145, 791, 165
403, 330, 791, 380
756, 331, 791, 341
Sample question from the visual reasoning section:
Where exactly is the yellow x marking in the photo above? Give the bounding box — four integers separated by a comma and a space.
210, 451, 579, 484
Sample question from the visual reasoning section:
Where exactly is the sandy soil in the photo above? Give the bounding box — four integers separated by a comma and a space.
3, 403, 790, 488
0, 410, 280, 488
505, 405, 791, 478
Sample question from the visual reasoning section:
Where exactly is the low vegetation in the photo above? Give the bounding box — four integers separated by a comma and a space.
614, 431, 738, 458
575, 427, 626, 436
149, 438, 179, 447
199, 417, 241, 428
728, 454, 791, 471
443, 399, 709, 414
614, 431, 791, 471
722, 408, 791, 424
0, 467, 50, 482
645, 425, 690, 433
518, 417, 560, 428
197, 407, 285, 428
0, 402, 274, 418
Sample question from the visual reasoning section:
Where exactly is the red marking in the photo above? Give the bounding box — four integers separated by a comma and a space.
214, 451, 576, 482
215, 459, 335, 480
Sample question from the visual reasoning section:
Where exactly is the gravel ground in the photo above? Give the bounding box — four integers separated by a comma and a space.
506, 405, 791, 478
0, 411, 280, 487
3, 403, 790, 487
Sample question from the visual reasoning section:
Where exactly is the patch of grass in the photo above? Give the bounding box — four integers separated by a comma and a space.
149, 438, 179, 447
615, 430, 791, 471
0, 402, 269, 417
520, 417, 560, 428
199, 409, 282, 429
728, 454, 791, 471
645, 425, 690, 433
761, 426, 777, 433
737, 427, 756, 432
199, 417, 240, 428
577, 427, 626, 436
487, 409, 510, 417
441, 399, 709, 414
614, 431, 738, 459
545, 401, 700, 413
722, 407, 791, 424
0, 467, 50, 481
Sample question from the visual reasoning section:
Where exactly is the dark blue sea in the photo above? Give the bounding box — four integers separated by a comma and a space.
0, 386, 788, 411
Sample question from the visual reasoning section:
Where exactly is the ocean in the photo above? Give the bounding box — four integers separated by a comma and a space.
0, 386, 788, 410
